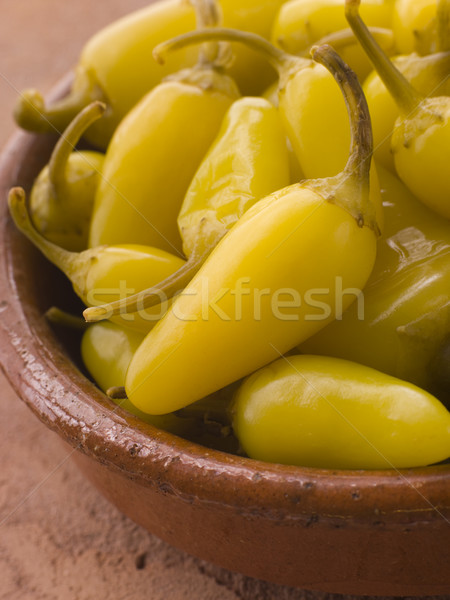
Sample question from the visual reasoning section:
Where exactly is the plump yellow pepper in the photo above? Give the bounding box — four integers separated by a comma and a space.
179, 96, 290, 259
124, 44, 379, 415
84, 96, 291, 323
346, 0, 450, 219
29, 102, 105, 253
363, 50, 450, 171
392, 0, 442, 55
153, 26, 384, 229
14, 0, 288, 148
232, 355, 450, 469
271, 0, 396, 79
81, 321, 145, 394
300, 165, 450, 399
88, 72, 238, 253
81, 319, 240, 450
8, 188, 185, 334
14, 0, 198, 148
88, 4, 242, 253
81, 321, 199, 435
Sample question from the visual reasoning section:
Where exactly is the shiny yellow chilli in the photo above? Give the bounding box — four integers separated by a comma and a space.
8, 188, 185, 334
125, 45, 379, 415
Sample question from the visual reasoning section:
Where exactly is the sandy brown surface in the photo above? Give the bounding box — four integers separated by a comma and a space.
0, 1, 447, 599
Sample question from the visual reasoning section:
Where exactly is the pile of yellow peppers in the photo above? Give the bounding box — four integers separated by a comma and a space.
9, 0, 450, 470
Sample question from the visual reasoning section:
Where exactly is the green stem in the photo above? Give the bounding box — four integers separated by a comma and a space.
153, 27, 304, 76
345, 0, 423, 115
437, 0, 450, 52
45, 307, 87, 331
83, 241, 211, 322
48, 101, 105, 198
310, 44, 377, 233
8, 187, 86, 282
191, 0, 224, 67
13, 67, 105, 136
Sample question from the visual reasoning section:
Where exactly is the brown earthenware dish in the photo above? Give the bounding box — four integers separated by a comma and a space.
0, 78, 449, 597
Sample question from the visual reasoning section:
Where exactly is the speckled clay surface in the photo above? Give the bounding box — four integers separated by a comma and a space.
0, 83, 449, 598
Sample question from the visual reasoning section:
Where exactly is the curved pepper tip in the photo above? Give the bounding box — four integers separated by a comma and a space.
83, 305, 109, 323
152, 45, 166, 65
13, 90, 48, 133
8, 186, 27, 217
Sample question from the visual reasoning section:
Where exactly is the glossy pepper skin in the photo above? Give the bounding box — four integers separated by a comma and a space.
88, 66, 239, 253
179, 96, 290, 258
81, 321, 201, 435
14, 0, 197, 149
300, 165, 450, 397
29, 102, 105, 253
124, 45, 379, 415
81, 320, 241, 450
346, 0, 450, 220
81, 321, 145, 393
271, 0, 395, 80
14, 0, 288, 148
232, 355, 450, 470
392, 0, 440, 55
8, 188, 185, 334
82, 95, 290, 323
155, 27, 384, 230
363, 50, 450, 171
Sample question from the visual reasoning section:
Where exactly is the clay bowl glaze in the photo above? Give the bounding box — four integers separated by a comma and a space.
1, 82, 450, 598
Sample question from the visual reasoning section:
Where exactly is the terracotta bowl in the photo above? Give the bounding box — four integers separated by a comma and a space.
1, 79, 449, 598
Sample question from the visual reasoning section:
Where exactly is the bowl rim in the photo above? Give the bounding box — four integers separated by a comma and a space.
1, 75, 449, 525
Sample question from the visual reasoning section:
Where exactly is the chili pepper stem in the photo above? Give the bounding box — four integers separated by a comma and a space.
8, 187, 92, 286
191, 0, 224, 67
345, 0, 423, 115
48, 101, 106, 197
309, 44, 378, 234
83, 242, 211, 322
13, 68, 105, 136
45, 307, 88, 331
153, 27, 302, 77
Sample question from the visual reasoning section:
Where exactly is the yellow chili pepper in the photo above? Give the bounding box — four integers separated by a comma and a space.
124, 44, 379, 415
14, 0, 288, 148
179, 96, 290, 259
81, 321, 144, 393
392, 0, 442, 55
84, 96, 290, 323
29, 102, 105, 252
232, 354, 450, 469
346, 0, 450, 219
81, 319, 240, 449
14, 0, 198, 148
88, 6, 240, 253
153, 27, 384, 229
82, 320, 218, 437
300, 164, 450, 398
363, 50, 450, 171
261, 82, 305, 182
8, 188, 185, 334
271, 0, 396, 79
